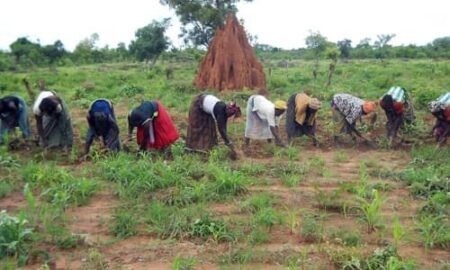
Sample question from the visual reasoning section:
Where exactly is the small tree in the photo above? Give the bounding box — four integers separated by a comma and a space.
73, 33, 101, 64
305, 31, 328, 80
374, 34, 396, 60
42, 40, 66, 65
337, 39, 352, 60
325, 46, 340, 87
129, 18, 171, 67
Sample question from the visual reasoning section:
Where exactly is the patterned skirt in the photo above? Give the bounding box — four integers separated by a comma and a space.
185, 95, 218, 151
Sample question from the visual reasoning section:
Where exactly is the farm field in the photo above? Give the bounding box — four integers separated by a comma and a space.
0, 58, 449, 269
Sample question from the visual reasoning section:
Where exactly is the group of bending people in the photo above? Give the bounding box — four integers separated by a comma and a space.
0, 87, 449, 157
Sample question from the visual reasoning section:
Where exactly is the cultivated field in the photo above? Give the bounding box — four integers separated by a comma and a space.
0, 58, 449, 269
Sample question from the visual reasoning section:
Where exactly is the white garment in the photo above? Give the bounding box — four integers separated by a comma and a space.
33, 91, 55, 116
202, 95, 220, 120
252, 95, 276, 127
245, 95, 279, 140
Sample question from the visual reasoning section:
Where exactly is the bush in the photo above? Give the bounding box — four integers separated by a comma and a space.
120, 84, 144, 97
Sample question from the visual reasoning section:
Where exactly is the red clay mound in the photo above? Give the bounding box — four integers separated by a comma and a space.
194, 15, 267, 91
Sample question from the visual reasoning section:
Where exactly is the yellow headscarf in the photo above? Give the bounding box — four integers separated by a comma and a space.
275, 100, 287, 110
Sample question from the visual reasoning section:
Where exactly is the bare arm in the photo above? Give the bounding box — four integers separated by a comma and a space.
127, 115, 134, 141
140, 122, 149, 151
270, 126, 286, 147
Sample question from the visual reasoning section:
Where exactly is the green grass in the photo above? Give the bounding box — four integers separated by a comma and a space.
0, 59, 449, 268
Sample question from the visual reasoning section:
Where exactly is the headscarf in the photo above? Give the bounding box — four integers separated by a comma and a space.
309, 98, 322, 110
363, 101, 377, 114
226, 102, 241, 117
429, 101, 444, 113
275, 100, 287, 110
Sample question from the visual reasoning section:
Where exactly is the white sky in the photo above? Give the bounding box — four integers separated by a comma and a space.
0, 0, 449, 51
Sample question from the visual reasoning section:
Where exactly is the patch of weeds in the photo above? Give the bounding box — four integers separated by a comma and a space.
308, 156, 326, 168
419, 192, 450, 216
330, 226, 363, 247
247, 226, 270, 245
145, 203, 207, 240
240, 192, 275, 213
189, 215, 235, 243
22, 162, 99, 209
415, 214, 450, 249
111, 207, 138, 238
172, 255, 197, 270
218, 248, 253, 265
274, 146, 299, 162
79, 249, 109, 270
270, 160, 309, 179
0, 179, 14, 199
300, 214, 324, 243
238, 161, 266, 177
313, 187, 347, 213
334, 151, 349, 163
252, 207, 284, 231
284, 207, 300, 235
162, 181, 212, 206
282, 173, 305, 187
0, 210, 34, 266
0, 148, 20, 169
56, 233, 88, 250
208, 164, 248, 198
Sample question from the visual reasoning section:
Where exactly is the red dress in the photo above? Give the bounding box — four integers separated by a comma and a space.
137, 102, 179, 149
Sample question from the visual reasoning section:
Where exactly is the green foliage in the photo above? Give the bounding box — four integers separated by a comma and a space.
111, 207, 138, 238
330, 226, 363, 247
0, 180, 14, 199
189, 215, 234, 242
355, 189, 385, 233
252, 207, 284, 231
0, 210, 34, 266
247, 226, 270, 245
172, 255, 197, 270
160, 0, 253, 47
120, 84, 144, 97
300, 214, 324, 243
79, 249, 109, 270
129, 18, 171, 63
415, 215, 450, 249
209, 165, 248, 197
22, 162, 99, 209
240, 193, 275, 213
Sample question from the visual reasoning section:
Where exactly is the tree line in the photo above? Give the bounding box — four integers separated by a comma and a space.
0, 0, 448, 71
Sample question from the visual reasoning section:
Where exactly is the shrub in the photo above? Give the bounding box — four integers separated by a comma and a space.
189, 215, 234, 242
111, 208, 138, 238
300, 214, 324, 243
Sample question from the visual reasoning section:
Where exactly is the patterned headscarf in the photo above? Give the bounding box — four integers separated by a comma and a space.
227, 102, 241, 117
429, 101, 444, 113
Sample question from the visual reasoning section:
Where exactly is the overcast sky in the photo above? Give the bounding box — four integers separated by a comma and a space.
1, 0, 449, 51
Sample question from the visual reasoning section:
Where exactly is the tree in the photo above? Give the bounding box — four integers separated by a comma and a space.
9, 37, 42, 65
305, 31, 328, 79
160, 0, 253, 48
373, 34, 396, 49
129, 18, 171, 65
42, 40, 66, 65
373, 34, 396, 60
337, 39, 352, 59
73, 33, 101, 63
